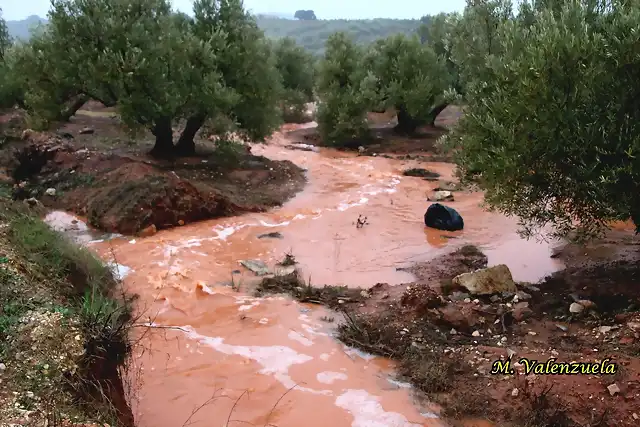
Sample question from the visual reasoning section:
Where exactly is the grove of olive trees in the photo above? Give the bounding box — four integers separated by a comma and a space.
1, 0, 640, 238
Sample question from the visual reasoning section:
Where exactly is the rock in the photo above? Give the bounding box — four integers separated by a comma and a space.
434, 181, 458, 191
358, 146, 365, 153
490, 295, 501, 303
449, 291, 470, 302
524, 284, 541, 292
607, 383, 620, 396
452, 264, 517, 296
403, 168, 440, 179
599, 326, 613, 334
632, 413, 638, 420
401, 285, 445, 313
0, 362, 5, 371
507, 348, 517, 358
44, 188, 56, 197
627, 322, 640, 331
472, 330, 481, 337
21, 129, 34, 140
511, 388, 519, 397
239, 260, 270, 276
428, 190, 454, 202
23, 197, 40, 207
569, 302, 585, 314
274, 265, 296, 276
556, 324, 568, 332
424, 203, 464, 231
514, 291, 532, 301
258, 231, 284, 239
438, 305, 481, 332
79, 127, 95, 135
450, 329, 457, 335
285, 143, 319, 152
577, 299, 597, 311
137, 224, 157, 237
178, 220, 185, 226
512, 302, 533, 322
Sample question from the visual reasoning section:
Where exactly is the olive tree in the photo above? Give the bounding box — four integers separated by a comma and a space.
27, 0, 281, 158
367, 34, 452, 134
445, 0, 640, 240
273, 37, 315, 123
316, 32, 377, 147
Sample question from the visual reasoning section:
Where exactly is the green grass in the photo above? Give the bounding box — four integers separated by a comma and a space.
0, 197, 135, 424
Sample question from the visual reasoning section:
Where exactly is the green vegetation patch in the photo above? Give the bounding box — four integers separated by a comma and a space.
0, 197, 134, 426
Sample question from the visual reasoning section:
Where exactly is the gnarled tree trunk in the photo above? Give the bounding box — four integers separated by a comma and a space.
427, 103, 449, 127
174, 114, 206, 157
394, 105, 421, 135
150, 117, 174, 158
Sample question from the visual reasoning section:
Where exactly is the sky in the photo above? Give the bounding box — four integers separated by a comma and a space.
0, 0, 467, 21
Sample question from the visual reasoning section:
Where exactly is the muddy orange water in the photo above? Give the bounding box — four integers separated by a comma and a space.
47, 126, 564, 427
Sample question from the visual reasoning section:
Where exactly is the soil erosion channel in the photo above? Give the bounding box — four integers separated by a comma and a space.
57, 128, 563, 427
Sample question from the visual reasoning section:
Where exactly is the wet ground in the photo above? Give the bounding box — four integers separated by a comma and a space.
44, 126, 568, 427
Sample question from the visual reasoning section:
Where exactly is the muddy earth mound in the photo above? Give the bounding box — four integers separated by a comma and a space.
1, 126, 306, 235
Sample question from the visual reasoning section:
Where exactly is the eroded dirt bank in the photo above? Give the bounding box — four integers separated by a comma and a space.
0, 108, 306, 235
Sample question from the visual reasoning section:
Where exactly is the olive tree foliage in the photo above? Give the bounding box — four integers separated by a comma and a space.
444, 0, 640, 241
449, 0, 514, 94
23, 0, 281, 158
273, 37, 315, 123
316, 32, 377, 147
367, 34, 453, 134
0, 8, 20, 109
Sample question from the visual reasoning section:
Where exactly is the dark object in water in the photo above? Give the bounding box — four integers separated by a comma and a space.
424, 203, 464, 231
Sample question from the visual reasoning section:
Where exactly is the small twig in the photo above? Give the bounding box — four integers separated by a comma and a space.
133, 323, 190, 333
264, 383, 300, 427
182, 390, 228, 427
226, 390, 248, 427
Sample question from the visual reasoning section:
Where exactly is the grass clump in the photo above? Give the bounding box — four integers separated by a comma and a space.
0, 198, 135, 426
255, 269, 365, 309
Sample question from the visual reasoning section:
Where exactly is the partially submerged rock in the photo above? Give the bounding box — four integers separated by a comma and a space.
258, 231, 283, 239
403, 168, 440, 180
240, 259, 270, 276
428, 190, 454, 202
452, 264, 517, 295
424, 203, 464, 231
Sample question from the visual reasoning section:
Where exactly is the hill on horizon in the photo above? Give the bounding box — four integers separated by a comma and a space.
6, 14, 422, 55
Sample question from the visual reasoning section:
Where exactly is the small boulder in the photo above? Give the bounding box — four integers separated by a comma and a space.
44, 188, 56, 197
428, 190, 454, 202
424, 203, 464, 231
239, 259, 270, 276
79, 127, 95, 135
512, 302, 533, 322
569, 302, 585, 314
437, 304, 482, 332
607, 383, 620, 396
24, 197, 41, 207
138, 224, 157, 237
452, 264, 517, 295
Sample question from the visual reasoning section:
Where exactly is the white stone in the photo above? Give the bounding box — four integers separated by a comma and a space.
45, 188, 56, 196
607, 383, 620, 396
569, 302, 585, 314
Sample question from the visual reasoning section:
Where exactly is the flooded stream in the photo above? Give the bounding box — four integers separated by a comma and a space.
46, 128, 565, 427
